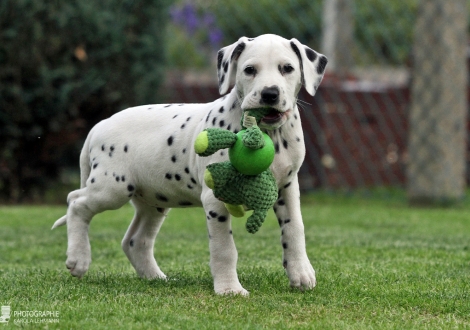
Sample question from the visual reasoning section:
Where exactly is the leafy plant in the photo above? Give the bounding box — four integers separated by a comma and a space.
0, 0, 169, 202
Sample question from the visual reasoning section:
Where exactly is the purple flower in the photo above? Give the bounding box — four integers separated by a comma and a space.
209, 29, 224, 48
169, 2, 223, 47
170, 3, 199, 34
203, 13, 215, 27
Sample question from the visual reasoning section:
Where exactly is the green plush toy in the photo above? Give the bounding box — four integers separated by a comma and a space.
194, 109, 278, 233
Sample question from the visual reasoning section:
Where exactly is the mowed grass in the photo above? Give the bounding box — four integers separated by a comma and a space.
0, 193, 469, 329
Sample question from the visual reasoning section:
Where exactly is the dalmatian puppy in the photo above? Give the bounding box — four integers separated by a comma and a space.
53, 34, 328, 295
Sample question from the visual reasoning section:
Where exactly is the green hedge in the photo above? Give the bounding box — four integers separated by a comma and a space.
0, 0, 169, 202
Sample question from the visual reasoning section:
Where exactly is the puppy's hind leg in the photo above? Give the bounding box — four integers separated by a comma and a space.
65, 181, 131, 278
122, 199, 168, 280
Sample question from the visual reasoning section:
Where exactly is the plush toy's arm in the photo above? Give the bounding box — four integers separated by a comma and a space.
194, 128, 237, 157
242, 126, 265, 150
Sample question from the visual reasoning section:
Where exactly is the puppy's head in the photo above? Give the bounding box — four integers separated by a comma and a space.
217, 34, 327, 130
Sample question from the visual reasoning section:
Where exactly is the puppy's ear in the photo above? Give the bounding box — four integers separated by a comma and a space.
217, 37, 249, 95
290, 38, 328, 96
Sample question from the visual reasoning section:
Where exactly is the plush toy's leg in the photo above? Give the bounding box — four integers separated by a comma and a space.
195, 129, 237, 157
245, 208, 268, 234
205, 162, 238, 189
204, 169, 215, 189
224, 203, 245, 217
202, 188, 248, 296
274, 176, 316, 290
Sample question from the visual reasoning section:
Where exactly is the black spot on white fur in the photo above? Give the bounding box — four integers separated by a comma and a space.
209, 211, 218, 218
156, 194, 168, 202
282, 139, 288, 149
317, 56, 328, 75
206, 110, 212, 123
218, 215, 227, 222
231, 42, 246, 61
217, 50, 224, 70
305, 47, 317, 62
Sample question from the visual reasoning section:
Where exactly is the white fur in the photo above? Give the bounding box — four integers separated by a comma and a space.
53, 34, 327, 295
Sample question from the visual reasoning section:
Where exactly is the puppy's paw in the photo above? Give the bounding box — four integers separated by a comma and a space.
214, 280, 249, 296
215, 287, 249, 296
138, 268, 167, 280
285, 258, 316, 290
66, 249, 91, 278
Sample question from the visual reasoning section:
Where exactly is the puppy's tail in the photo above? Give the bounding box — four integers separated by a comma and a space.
52, 125, 97, 230
52, 215, 67, 229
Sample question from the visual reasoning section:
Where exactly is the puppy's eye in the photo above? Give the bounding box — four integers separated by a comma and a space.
283, 64, 294, 73
244, 66, 256, 75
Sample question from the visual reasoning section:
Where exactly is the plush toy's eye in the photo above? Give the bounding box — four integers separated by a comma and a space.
283, 64, 294, 73
244, 66, 256, 75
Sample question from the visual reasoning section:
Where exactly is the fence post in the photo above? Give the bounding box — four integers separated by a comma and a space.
407, 0, 467, 204
321, 0, 354, 74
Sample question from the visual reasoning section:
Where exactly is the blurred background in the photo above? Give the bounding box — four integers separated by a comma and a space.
0, 0, 468, 204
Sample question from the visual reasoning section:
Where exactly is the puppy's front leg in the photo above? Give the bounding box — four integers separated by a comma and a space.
274, 177, 316, 289
202, 189, 249, 296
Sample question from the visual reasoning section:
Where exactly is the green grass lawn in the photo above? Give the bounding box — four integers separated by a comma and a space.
0, 193, 469, 329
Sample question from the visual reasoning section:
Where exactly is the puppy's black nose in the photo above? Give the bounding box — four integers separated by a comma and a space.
261, 86, 280, 105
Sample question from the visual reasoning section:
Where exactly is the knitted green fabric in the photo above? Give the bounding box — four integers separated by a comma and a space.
194, 110, 278, 234
240, 108, 273, 126
242, 126, 265, 149
194, 128, 237, 157
205, 162, 277, 233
